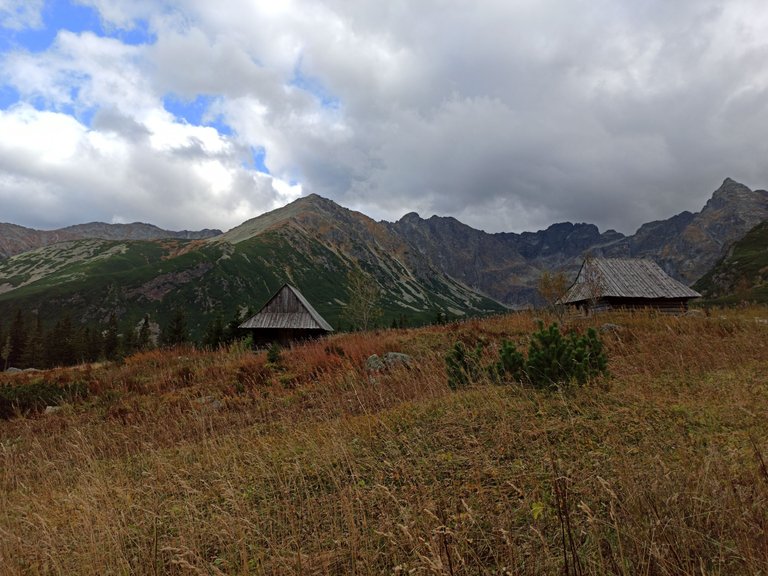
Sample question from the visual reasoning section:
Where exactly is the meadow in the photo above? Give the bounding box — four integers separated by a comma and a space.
1, 309, 767, 575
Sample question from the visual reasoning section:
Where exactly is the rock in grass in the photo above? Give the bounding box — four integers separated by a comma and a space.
366, 352, 413, 373
366, 354, 385, 372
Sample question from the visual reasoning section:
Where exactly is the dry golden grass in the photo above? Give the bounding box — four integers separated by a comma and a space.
1, 308, 768, 574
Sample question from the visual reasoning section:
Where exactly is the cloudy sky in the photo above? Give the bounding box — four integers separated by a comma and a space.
1, 0, 768, 235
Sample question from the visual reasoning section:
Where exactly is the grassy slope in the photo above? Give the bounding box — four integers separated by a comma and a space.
0, 231, 505, 337
694, 220, 768, 304
2, 309, 768, 574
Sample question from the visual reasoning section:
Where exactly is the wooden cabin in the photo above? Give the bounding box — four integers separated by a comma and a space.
239, 284, 334, 346
559, 258, 701, 315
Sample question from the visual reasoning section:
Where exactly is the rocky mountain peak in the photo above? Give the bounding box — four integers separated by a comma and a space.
397, 212, 422, 225
705, 178, 768, 211
293, 193, 337, 210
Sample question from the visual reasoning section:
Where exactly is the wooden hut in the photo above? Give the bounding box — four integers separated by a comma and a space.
559, 258, 701, 315
239, 284, 334, 346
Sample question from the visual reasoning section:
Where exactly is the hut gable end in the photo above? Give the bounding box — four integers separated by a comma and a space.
239, 284, 334, 332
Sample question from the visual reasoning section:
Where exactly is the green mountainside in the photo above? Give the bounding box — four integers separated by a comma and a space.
0, 197, 505, 338
693, 220, 768, 304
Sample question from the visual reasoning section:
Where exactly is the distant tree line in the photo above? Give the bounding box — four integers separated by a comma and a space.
0, 299, 461, 371
0, 307, 253, 371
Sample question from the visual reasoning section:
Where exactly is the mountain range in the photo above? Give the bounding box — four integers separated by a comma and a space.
0, 222, 222, 260
391, 178, 768, 306
0, 177, 766, 334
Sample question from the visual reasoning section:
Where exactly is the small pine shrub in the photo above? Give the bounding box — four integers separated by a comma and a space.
491, 339, 526, 383
445, 341, 484, 390
457, 323, 609, 391
526, 323, 574, 388
568, 327, 608, 383
525, 323, 608, 390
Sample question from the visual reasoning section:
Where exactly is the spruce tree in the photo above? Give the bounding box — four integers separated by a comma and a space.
224, 307, 251, 343
203, 314, 225, 349
121, 320, 137, 357
71, 325, 88, 365
86, 326, 104, 362
1, 334, 11, 371
22, 315, 45, 369
47, 315, 76, 367
138, 314, 152, 350
7, 309, 27, 368
103, 313, 120, 360
162, 308, 189, 346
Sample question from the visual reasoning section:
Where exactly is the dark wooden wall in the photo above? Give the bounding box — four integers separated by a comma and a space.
571, 297, 692, 316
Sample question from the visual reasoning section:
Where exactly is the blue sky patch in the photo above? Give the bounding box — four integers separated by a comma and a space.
0, 1, 154, 54
163, 93, 233, 136
290, 65, 340, 110
110, 17, 155, 46
251, 146, 270, 174
0, 85, 20, 110
1, 1, 102, 53
239, 146, 270, 174
164, 94, 212, 125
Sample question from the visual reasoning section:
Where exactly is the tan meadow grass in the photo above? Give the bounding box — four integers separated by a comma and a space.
1, 309, 768, 574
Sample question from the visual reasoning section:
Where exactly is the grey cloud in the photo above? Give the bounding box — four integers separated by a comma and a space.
268, 0, 768, 233
91, 108, 151, 141
4, 0, 768, 235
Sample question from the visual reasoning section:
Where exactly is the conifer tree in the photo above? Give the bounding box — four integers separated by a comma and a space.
71, 325, 88, 365
1, 334, 11, 371
103, 312, 120, 360
203, 314, 225, 349
224, 307, 251, 343
47, 315, 76, 367
122, 320, 137, 357
162, 307, 189, 346
86, 326, 104, 362
138, 314, 152, 350
7, 309, 27, 368
22, 314, 45, 369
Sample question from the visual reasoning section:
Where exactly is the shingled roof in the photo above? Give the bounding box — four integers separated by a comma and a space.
239, 284, 334, 331
560, 258, 701, 304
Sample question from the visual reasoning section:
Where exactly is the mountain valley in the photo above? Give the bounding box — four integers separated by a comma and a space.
0, 177, 766, 337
